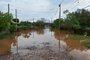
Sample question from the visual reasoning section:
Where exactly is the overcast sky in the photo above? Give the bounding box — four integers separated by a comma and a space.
0, 0, 90, 21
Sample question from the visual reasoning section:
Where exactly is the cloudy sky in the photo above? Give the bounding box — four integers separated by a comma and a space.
0, 0, 90, 21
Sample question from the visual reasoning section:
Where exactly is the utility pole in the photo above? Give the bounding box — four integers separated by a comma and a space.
78, 0, 79, 3
59, 4, 61, 30
33, 18, 34, 23
15, 9, 17, 19
77, 0, 79, 9
58, 3, 61, 60
33, 18, 34, 28
8, 4, 10, 14
59, 4, 61, 19
51, 18, 52, 24
51, 18, 52, 36
33, 18, 34, 38
15, 9, 18, 30
15, 9, 18, 54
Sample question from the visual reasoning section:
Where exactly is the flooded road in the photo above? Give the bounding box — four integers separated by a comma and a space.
0, 28, 90, 60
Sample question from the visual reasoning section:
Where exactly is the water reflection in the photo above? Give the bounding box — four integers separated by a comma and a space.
53, 29, 85, 50
0, 28, 90, 60
35, 28, 44, 35
15, 29, 31, 37
11, 29, 68, 55
53, 29, 90, 60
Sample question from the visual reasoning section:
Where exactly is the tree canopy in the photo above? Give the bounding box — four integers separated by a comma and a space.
0, 11, 13, 32
52, 9, 90, 30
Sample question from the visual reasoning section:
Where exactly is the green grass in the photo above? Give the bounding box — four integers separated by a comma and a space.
69, 35, 90, 48
0, 32, 14, 40
17, 26, 30, 30
83, 41, 90, 48
70, 35, 90, 40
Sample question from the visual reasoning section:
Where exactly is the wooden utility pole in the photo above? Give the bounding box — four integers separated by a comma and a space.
59, 4, 61, 19
33, 18, 34, 23
58, 3, 61, 60
33, 18, 34, 38
8, 4, 10, 14
33, 18, 34, 28
59, 4, 61, 29
78, 0, 79, 3
15, 9, 17, 19
15, 9, 18, 54
51, 18, 53, 36
15, 9, 18, 30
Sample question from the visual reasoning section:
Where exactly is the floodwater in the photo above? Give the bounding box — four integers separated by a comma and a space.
0, 28, 90, 60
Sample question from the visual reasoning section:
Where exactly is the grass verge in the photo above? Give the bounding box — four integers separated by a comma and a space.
83, 41, 90, 48
0, 32, 14, 40
70, 35, 90, 40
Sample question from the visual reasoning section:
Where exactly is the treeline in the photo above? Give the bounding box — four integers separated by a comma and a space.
52, 9, 90, 35
0, 11, 47, 35
0, 11, 46, 39
18, 19, 45, 30
0, 11, 46, 33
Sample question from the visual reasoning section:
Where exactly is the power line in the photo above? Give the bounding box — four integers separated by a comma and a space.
79, 0, 87, 4
51, 0, 64, 20
60, 0, 64, 4
80, 0, 90, 9
50, 5, 59, 20
52, 0, 79, 19
83, 5, 90, 9
63, 0, 79, 12
70, 3, 79, 10
66, 0, 78, 8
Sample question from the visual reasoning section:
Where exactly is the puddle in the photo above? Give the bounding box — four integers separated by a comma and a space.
0, 28, 90, 60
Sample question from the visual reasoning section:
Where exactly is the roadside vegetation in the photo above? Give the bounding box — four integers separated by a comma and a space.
0, 32, 14, 40
0, 9, 90, 48
0, 11, 14, 33
0, 11, 15, 39
83, 41, 90, 48
51, 9, 90, 35
0, 11, 46, 39
51, 9, 90, 48
18, 21, 32, 30
68, 35, 90, 40
33, 20, 45, 28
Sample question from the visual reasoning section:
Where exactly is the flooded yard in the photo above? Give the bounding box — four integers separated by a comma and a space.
0, 28, 90, 60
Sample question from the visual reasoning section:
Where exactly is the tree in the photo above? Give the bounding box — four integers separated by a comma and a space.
66, 12, 80, 29
75, 9, 90, 28
52, 19, 63, 28
20, 21, 32, 27
34, 19, 45, 28
63, 10, 69, 14
64, 9, 90, 30
0, 11, 13, 32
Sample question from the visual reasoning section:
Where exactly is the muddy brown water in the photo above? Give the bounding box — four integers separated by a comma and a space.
0, 28, 90, 60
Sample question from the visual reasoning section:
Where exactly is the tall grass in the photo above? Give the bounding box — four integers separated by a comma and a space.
70, 35, 90, 40
0, 32, 14, 40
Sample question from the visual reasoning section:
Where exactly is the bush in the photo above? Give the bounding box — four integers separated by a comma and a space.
0, 32, 14, 40
83, 41, 90, 48
9, 24, 16, 33
70, 35, 90, 40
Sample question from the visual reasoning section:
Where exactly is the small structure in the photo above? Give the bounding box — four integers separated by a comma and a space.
12, 18, 19, 25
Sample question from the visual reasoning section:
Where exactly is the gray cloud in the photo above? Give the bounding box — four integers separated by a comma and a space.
0, 0, 11, 2
0, 0, 90, 21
